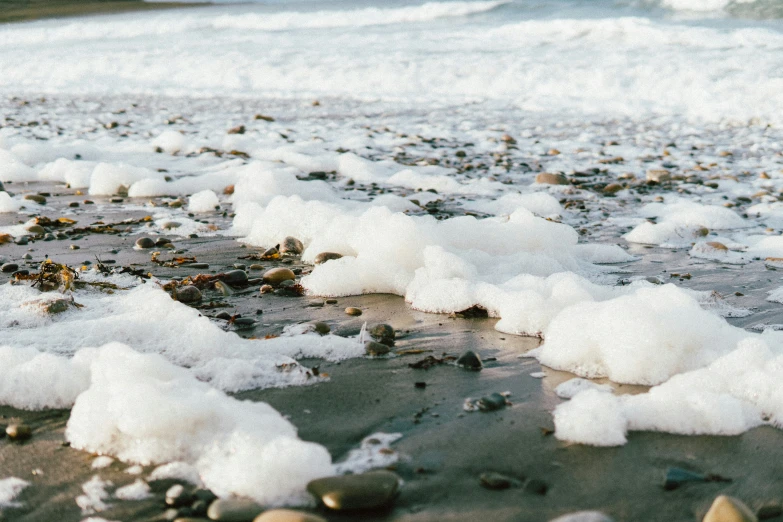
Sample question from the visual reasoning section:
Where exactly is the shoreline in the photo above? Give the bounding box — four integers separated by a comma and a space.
0, 0, 207, 24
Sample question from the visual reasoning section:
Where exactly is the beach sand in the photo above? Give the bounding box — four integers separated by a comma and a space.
0, 0, 202, 24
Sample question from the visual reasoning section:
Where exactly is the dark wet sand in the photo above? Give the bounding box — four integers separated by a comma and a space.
2, 186, 783, 521
0, 0, 204, 24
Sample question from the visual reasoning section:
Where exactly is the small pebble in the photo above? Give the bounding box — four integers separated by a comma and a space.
135, 237, 155, 249
306, 470, 400, 511
307, 300, 325, 307
2, 263, 19, 273
23, 194, 47, 204
162, 221, 182, 229
345, 307, 362, 316
260, 284, 274, 294
456, 350, 483, 371
206, 498, 264, 521
177, 286, 202, 304
70, 244, 80, 250
6, 424, 32, 441
312, 322, 330, 335
253, 509, 327, 522
249, 264, 264, 270
280, 236, 304, 255
365, 341, 390, 356
262, 267, 296, 285
222, 269, 248, 285
314, 252, 343, 265
369, 323, 395, 346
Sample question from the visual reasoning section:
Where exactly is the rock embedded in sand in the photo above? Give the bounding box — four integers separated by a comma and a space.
262, 268, 295, 285
23, 194, 46, 204
478, 393, 507, 411
479, 472, 520, 490
369, 324, 395, 346
549, 511, 615, 522
535, 173, 569, 185
646, 169, 671, 183
703, 495, 757, 522
365, 341, 390, 356
345, 307, 362, 316
176, 286, 202, 304
222, 269, 248, 285
135, 237, 155, 249
314, 252, 343, 265
25, 224, 45, 236
2, 263, 19, 273
253, 509, 327, 522
280, 236, 304, 255
456, 350, 482, 371
6, 424, 32, 441
306, 470, 400, 511
207, 498, 264, 521
312, 322, 331, 335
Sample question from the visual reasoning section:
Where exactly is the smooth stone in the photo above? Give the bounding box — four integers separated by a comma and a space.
369, 324, 395, 345
177, 286, 202, 304
45, 299, 70, 314
22, 253, 32, 260
306, 470, 400, 511
249, 264, 264, 270
216, 311, 232, 320
279, 279, 295, 288
185, 263, 210, 269
262, 267, 296, 285
280, 236, 304, 255
162, 221, 182, 229
23, 194, 47, 204
314, 252, 343, 265
69, 202, 80, 208
325, 299, 337, 304
43, 233, 55, 241
262, 246, 279, 258
156, 237, 173, 247
166, 484, 192, 507
2, 263, 19, 273
25, 224, 45, 236
233, 317, 256, 326
663, 467, 706, 490
603, 183, 623, 194
647, 169, 672, 183
69, 244, 80, 250
456, 350, 483, 371
233, 264, 246, 270
259, 284, 274, 294
254, 509, 327, 522
758, 504, 782, 520
345, 307, 362, 316
207, 498, 264, 521
6, 424, 32, 441
312, 322, 330, 335
535, 173, 569, 185
549, 511, 615, 522
223, 269, 248, 285
479, 472, 519, 490
135, 237, 155, 249
14, 236, 28, 246
704, 496, 757, 522
478, 393, 507, 412
307, 300, 324, 307
365, 341, 390, 356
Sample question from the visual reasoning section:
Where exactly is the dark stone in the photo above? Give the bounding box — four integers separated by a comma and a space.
135, 237, 155, 249
2, 263, 19, 273
306, 470, 400, 511
478, 393, 507, 412
525, 479, 548, 495
222, 269, 248, 285
165, 484, 192, 507
456, 350, 482, 371
365, 341, 390, 356
479, 472, 521, 490
314, 252, 343, 265
6, 424, 32, 441
369, 324, 395, 346
758, 504, 783, 520
176, 286, 202, 304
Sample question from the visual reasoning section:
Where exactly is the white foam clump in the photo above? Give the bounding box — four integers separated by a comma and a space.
554, 378, 613, 399
148, 462, 203, 487
0, 149, 36, 182
554, 337, 783, 446
0, 477, 30, 508
624, 202, 748, 247
76, 476, 112, 515
113, 480, 151, 501
152, 130, 188, 155
0, 192, 21, 213
38, 158, 96, 189
188, 189, 220, 213
466, 192, 564, 217
91, 456, 115, 469
537, 284, 747, 386
89, 163, 164, 196
0, 282, 364, 397
767, 287, 783, 304
689, 241, 749, 264
66, 343, 333, 506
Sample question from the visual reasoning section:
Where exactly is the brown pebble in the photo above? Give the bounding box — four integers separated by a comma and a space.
306, 470, 400, 511
260, 284, 274, 294
704, 495, 757, 522
365, 341, 390, 356
345, 307, 362, 316
314, 252, 343, 265
262, 267, 295, 285
254, 509, 326, 522
535, 173, 569, 185
6, 424, 32, 441
312, 322, 330, 335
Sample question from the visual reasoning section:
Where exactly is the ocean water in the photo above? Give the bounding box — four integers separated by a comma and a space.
0, 0, 781, 121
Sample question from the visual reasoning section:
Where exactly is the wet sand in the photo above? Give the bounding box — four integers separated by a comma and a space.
0, 0, 204, 24
2, 184, 783, 521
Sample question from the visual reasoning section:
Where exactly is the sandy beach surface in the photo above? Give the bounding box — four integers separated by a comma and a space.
2, 1, 783, 521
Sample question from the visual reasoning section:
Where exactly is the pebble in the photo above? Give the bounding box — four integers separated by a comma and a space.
135, 237, 155, 249
456, 350, 483, 371
23, 194, 47, 204
306, 470, 400, 511
69, 201, 80, 208
549, 512, 615, 522
162, 221, 182, 229
535, 173, 569, 185
233, 263, 246, 270
280, 236, 304, 255
177, 286, 202, 304
312, 322, 330, 335
707, 241, 729, 251
262, 267, 296, 285
314, 252, 343, 265
262, 245, 279, 258
6, 424, 32, 441
365, 341, 390, 356
345, 307, 362, 316
325, 299, 337, 304
603, 183, 623, 194
2, 263, 19, 273
259, 284, 274, 294
165, 484, 192, 507
70, 244, 80, 250
479, 472, 520, 490
647, 169, 671, 183
253, 510, 327, 522
185, 263, 210, 269
279, 279, 295, 288
44, 299, 70, 314
206, 498, 264, 521
663, 467, 706, 490
478, 393, 507, 412
14, 236, 28, 246
22, 253, 32, 260
704, 495, 757, 522
216, 311, 231, 320
156, 237, 173, 247
222, 269, 248, 285
233, 317, 256, 326
249, 264, 264, 270
307, 300, 325, 307
758, 504, 782, 520
369, 323, 395, 346
43, 233, 55, 241
25, 224, 45, 236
